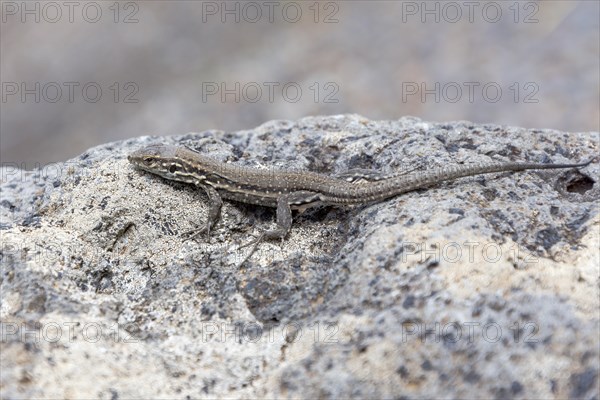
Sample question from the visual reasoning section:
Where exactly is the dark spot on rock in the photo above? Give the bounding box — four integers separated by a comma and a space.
26, 288, 47, 314
507, 145, 522, 156
324, 360, 334, 371
426, 261, 439, 270
566, 212, 591, 231
435, 134, 447, 143
496, 381, 524, 400
402, 295, 416, 309
550, 206, 559, 216
442, 327, 460, 346
300, 137, 316, 147
484, 210, 517, 241
506, 191, 520, 201
201, 378, 217, 394
347, 153, 375, 169
396, 365, 409, 378
536, 228, 561, 250
366, 208, 379, 219
487, 297, 506, 311
446, 143, 460, 153
421, 360, 433, 371
481, 188, 498, 201
555, 145, 570, 158
511, 381, 523, 394
1, 200, 16, 210
91, 268, 113, 292
53, 180, 60, 188
22, 214, 41, 227
461, 141, 477, 150
464, 370, 481, 383
543, 335, 552, 345
99, 196, 110, 210
200, 303, 216, 319
565, 174, 594, 194
581, 350, 595, 364
231, 147, 243, 158
449, 208, 464, 215
526, 340, 538, 350
570, 369, 597, 398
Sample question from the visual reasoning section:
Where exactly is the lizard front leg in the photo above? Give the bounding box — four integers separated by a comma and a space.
183, 184, 223, 240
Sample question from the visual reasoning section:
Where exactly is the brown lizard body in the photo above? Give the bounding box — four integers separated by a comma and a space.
128, 144, 591, 254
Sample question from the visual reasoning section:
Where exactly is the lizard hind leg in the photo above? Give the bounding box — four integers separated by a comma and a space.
237, 193, 311, 265
238, 196, 292, 251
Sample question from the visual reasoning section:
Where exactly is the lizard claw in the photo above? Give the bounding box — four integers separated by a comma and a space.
235, 232, 266, 266
238, 232, 265, 250
180, 224, 210, 242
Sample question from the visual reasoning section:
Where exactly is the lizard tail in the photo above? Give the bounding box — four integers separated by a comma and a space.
343, 158, 593, 204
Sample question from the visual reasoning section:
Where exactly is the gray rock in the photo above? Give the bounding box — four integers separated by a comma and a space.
1, 115, 598, 399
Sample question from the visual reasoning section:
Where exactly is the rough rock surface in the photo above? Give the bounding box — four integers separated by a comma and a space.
1, 115, 599, 399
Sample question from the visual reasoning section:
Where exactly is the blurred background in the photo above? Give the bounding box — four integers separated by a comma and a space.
1, 0, 598, 168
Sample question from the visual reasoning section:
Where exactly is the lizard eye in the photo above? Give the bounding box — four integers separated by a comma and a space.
169, 165, 178, 173
143, 157, 153, 165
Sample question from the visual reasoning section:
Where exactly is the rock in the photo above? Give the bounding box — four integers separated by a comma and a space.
1, 115, 598, 398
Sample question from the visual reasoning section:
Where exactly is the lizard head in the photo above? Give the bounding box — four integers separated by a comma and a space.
128, 144, 196, 182
129, 144, 177, 170
129, 144, 220, 185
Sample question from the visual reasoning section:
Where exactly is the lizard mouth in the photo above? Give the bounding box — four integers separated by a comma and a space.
127, 150, 150, 169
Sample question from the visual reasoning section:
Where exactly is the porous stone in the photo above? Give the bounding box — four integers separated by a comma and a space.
1, 115, 598, 399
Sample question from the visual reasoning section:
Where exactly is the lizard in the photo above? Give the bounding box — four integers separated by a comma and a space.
128, 144, 592, 257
